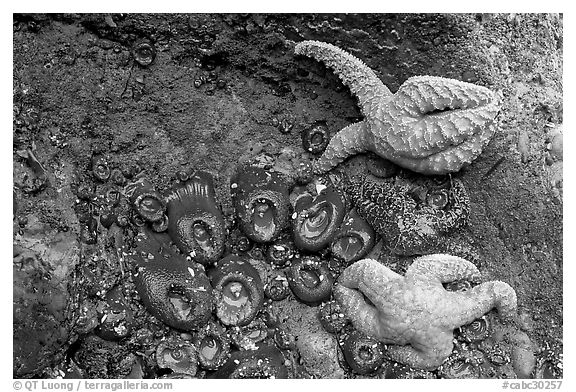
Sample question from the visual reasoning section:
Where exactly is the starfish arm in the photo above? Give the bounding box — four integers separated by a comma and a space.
385, 76, 499, 158
395, 124, 498, 175
405, 253, 481, 283
445, 280, 518, 330
386, 331, 454, 370
336, 258, 402, 316
333, 284, 384, 339
338, 258, 402, 290
295, 40, 391, 117
312, 121, 370, 175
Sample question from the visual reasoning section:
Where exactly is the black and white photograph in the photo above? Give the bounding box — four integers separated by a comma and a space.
11, 9, 565, 387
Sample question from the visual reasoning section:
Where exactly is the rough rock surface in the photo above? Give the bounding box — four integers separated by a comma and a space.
13, 13, 562, 378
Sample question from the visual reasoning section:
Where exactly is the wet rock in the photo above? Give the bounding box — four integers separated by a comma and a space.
13, 222, 79, 377
509, 330, 537, 379
296, 330, 345, 378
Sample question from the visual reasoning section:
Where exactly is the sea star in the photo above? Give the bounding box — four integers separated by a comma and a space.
295, 40, 500, 175
333, 255, 517, 370
345, 174, 470, 255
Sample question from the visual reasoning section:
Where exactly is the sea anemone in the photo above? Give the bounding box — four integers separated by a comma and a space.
426, 188, 450, 209
266, 236, 296, 267
156, 337, 198, 376
330, 208, 376, 264
230, 318, 269, 350
264, 271, 290, 301
318, 299, 349, 334
236, 234, 253, 252
273, 328, 296, 350
165, 171, 226, 266
292, 185, 347, 252
193, 322, 231, 370
458, 316, 491, 343
438, 351, 481, 379
230, 165, 290, 243
127, 178, 166, 223
151, 214, 169, 232
341, 330, 386, 375
91, 155, 111, 182
301, 122, 330, 155
209, 255, 265, 327
287, 256, 334, 303
132, 38, 156, 67
128, 229, 213, 331
485, 345, 511, 367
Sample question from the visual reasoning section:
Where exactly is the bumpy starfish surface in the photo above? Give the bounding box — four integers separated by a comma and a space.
334, 255, 517, 370
295, 40, 500, 175
345, 175, 469, 255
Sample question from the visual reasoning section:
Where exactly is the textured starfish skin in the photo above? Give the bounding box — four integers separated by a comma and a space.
334, 255, 517, 370
345, 175, 469, 255
295, 40, 500, 175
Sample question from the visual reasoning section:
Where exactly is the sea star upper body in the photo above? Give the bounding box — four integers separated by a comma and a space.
333, 255, 517, 370
295, 40, 500, 175
345, 174, 470, 255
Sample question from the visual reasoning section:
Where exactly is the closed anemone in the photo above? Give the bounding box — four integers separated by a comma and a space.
288, 257, 333, 303
318, 300, 348, 333
194, 322, 230, 370
266, 238, 295, 267
459, 316, 490, 343
426, 188, 449, 209
132, 39, 156, 67
439, 355, 481, 379
301, 123, 330, 155
331, 234, 363, 262
129, 179, 166, 223
341, 330, 386, 375
264, 272, 290, 301
230, 319, 269, 350
330, 208, 376, 264
156, 338, 198, 376
140, 196, 163, 215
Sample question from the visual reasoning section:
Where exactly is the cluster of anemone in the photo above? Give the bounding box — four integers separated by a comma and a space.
84, 39, 527, 380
